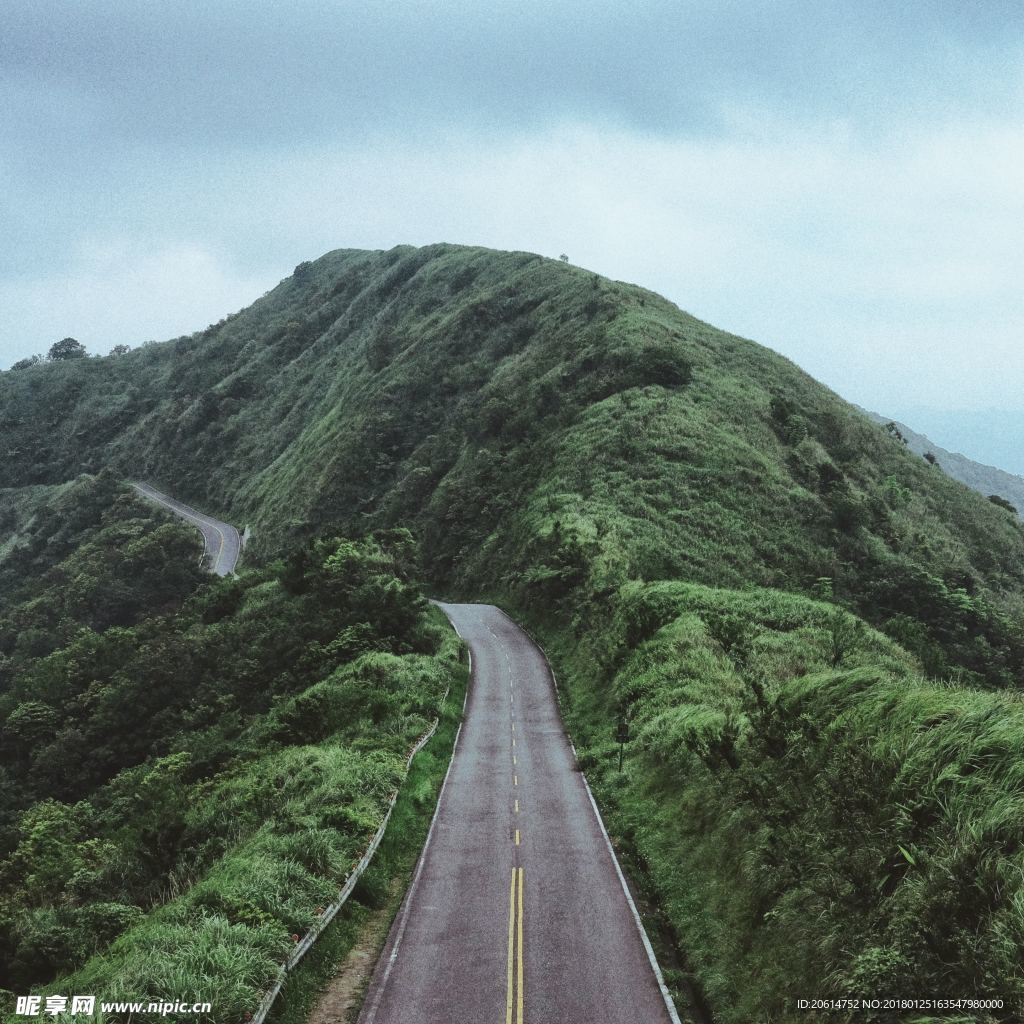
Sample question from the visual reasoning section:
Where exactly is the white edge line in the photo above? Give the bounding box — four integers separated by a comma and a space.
251, 607, 470, 1023
361, 718, 465, 1024
250, 715, 447, 1024
131, 482, 240, 574
494, 603, 682, 1024
580, 772, 683, 1024
431, 602, 471, 715
361, 602, 471, 1023
132, 484, 209, 566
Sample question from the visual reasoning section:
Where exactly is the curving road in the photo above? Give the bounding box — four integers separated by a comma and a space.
131, 482, 241, 576
358, 603, 680, 1024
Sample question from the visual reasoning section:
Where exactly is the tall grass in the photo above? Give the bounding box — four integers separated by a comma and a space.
547, 582, 1024, 1022
4, 635, 461, 1023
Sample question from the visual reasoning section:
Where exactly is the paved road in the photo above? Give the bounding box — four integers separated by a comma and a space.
358, 603, 680, 1024
131, 482, 241, 576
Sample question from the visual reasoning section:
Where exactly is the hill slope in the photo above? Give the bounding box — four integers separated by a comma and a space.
3, 244, 1024, 677
861, 406, 1024, 517
0, 474, 463, 1018
4, 244, 1024, 1019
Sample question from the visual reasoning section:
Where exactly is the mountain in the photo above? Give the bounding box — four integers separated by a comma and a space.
3, 244, 1024, 1020
3, 244, 1023, 647
860, 406, 1024, 516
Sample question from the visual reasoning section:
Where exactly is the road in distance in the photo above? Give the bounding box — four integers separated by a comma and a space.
132, 482, 241, 576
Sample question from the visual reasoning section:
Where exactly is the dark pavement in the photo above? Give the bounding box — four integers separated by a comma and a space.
132, 482, 241, 576
358, 603, 679, 1024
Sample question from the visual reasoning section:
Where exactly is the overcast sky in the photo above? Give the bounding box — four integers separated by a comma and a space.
2, 1, 1022, 461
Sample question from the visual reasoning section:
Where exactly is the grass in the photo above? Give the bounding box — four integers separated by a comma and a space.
529, 582, 1024, 1022
268, 651, 468, 1024
4, 244, 1024, 654
1, 622, 464, 1023
0, 490, 463, 1022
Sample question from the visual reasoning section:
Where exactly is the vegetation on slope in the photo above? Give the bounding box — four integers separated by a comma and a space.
4, 244, 1024, 1019
0, 478, 463, 1021
543, 583, 1024, 1021
862, 408, 1024, 520
3, 244, 1024, 685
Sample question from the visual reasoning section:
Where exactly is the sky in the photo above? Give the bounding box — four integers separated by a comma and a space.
2, 1, 1023, 466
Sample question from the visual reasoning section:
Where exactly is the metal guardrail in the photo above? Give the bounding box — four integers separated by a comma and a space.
248, 694, 449, 1024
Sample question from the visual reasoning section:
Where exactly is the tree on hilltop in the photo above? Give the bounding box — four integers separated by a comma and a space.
48, 337, 88, 361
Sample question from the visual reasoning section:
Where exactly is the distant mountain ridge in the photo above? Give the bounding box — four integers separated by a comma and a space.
860, 406, 1024, 517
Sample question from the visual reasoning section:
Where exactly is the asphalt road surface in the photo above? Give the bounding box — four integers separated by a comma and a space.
131, 482, 241, 576
358, 603, 680, 1024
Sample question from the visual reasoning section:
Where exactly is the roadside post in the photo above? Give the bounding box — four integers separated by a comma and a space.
616, 719, 629, 773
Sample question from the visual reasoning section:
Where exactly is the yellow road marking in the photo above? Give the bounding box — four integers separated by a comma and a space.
513, 775, 518, 786
515, 829, 520, 846
517, 868, 524, 1024
515, 799, 519, 813
506, 867, 515, 1024
211, 523, 225, 566
511, 722, 515, 731
512, 738, 516, 747
513, 755, 517, 765
140, 487, 231, 572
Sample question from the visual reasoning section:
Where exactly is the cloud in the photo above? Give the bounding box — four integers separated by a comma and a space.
5, 116, 1020, 410
1, 1, 1022, 433
0, 242, 274, 360
3, 0, 1021, 158
256, 119, 1022, 412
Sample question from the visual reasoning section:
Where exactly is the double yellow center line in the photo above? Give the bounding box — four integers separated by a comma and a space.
501, 629, 524, 1023
505, 866, 524, 1024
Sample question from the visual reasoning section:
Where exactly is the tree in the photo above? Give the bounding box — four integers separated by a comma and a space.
9, 355, 42, 370
48, 337, 87, 361
559, 254, 569, 262
769, 394, 797, 424
988, 494, 1018, 515
109, 344, 131, 357
3, 702, 57, 756
923, 451, 937, 465
884, 422, 908, 445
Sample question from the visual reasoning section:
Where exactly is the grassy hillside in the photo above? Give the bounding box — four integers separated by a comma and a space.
3, 243, 1024, 1019
543, 583, 1024, 1020
4, 244, 1024, 685
0, 478, 464, 1021
862, 407, 1024, 519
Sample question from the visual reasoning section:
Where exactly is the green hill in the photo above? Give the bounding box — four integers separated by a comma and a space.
4, 244, 1024, 679
3, 244, 1024, 1019
0, 474, 464, 1019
